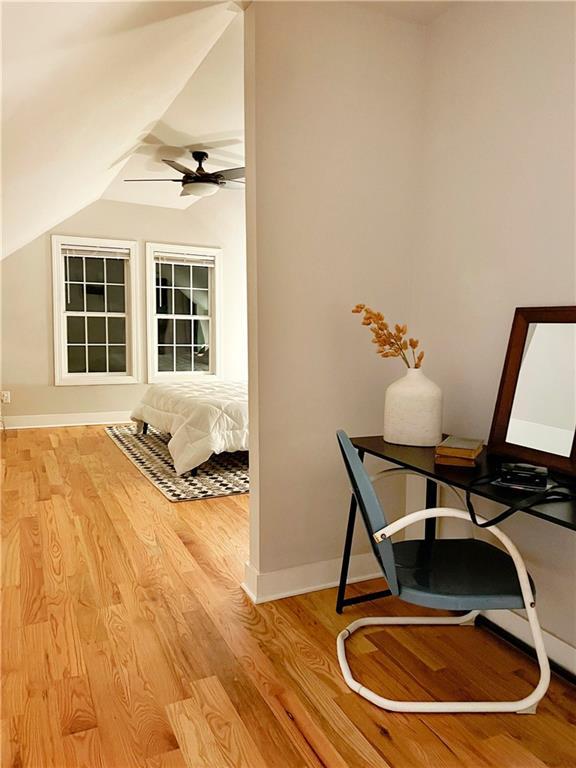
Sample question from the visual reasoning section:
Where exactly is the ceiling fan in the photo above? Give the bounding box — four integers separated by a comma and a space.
124, 150, 245, 198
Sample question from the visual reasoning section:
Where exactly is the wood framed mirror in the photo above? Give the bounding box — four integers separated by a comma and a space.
488, 306, 576, 476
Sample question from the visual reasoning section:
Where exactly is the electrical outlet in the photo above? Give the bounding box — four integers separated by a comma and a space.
1, 391, 11, 404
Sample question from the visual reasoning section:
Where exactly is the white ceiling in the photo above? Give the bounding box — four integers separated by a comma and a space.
2, 1, 244, 255
102, 13, 245, 210
1, 1, 445, 255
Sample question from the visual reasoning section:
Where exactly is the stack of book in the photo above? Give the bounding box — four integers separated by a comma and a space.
434, 436, 483, 467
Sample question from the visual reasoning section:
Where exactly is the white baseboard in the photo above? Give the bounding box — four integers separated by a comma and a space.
482, 609, 576, 675
3, 411, 132, 429
241, 553, 382, 604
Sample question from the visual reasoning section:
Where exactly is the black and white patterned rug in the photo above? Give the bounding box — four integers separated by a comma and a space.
105, 424, 249, 502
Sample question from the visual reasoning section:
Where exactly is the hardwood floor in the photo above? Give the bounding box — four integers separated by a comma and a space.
1, 425, 575, 768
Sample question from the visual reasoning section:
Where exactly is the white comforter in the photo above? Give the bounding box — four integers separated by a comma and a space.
131, 379, 248, 476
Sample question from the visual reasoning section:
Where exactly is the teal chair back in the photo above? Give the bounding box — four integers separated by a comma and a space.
336, 430, 399, 596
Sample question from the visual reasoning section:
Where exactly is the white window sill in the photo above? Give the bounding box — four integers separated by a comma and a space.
55, 374, 140, 386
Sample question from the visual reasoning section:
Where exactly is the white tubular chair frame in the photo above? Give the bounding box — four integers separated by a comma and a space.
337, 506, 551, 714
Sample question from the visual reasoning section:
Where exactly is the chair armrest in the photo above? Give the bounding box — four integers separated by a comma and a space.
373, 507, 479, 543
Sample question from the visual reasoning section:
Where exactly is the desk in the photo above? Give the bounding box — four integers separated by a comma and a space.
336, 436, 576, 614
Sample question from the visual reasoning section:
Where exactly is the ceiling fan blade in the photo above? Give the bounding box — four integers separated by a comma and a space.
222, 180, 245, 189
162, 159, 197, 175
124, 178, 182, 182
218, 166, 245, 181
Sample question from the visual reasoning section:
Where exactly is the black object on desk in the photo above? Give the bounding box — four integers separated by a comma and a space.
335, 436, 576, 615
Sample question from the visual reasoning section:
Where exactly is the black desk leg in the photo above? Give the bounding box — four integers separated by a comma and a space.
335, 492, 358, 613
336, 449, 392, 614
425, 478, 437, 541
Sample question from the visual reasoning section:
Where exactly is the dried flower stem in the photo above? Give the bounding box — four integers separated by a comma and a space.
391, 337, 411, 368
352, 304, 425, 368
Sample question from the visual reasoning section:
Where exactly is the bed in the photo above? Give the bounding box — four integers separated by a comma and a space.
131, 379, 248, 476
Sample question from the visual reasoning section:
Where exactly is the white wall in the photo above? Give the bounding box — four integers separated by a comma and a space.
1, 195, 247, 419
414, 1, 576, 646
246, 0, 576, 652
245, 2, 425, 592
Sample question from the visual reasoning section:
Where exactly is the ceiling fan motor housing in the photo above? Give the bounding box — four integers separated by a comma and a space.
192, 150, 209, 164
182, 173, 223, 187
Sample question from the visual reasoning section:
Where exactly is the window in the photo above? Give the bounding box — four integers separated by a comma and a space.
52, 236, 140, 385
146, 242, 220, 382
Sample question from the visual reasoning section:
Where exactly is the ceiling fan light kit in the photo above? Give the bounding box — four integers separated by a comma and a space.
181, 181, 220, 198
124, 149, 245, 199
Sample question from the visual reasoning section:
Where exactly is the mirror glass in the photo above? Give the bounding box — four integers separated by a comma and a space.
506, 323, 576, 457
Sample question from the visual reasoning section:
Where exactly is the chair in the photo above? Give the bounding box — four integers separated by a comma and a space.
335, 430, 550, 714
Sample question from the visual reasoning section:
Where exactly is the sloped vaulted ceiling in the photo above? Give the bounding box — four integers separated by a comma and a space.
102, 12, 245, 210
2, 1, 240, 256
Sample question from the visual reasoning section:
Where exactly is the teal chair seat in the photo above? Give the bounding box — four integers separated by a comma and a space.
393, 538, 535, 611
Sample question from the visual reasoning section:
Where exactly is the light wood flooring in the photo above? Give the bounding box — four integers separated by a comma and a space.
1, 425, 575, 767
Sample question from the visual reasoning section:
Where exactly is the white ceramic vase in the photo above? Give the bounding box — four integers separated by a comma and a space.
384, 368, 442, 446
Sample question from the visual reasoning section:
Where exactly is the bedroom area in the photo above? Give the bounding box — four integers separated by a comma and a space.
2, 2, 576, 767
2, 3, 249, 500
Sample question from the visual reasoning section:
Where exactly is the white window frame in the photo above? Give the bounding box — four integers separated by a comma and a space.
145, 242, 222, 383
52, 235, 141, 386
